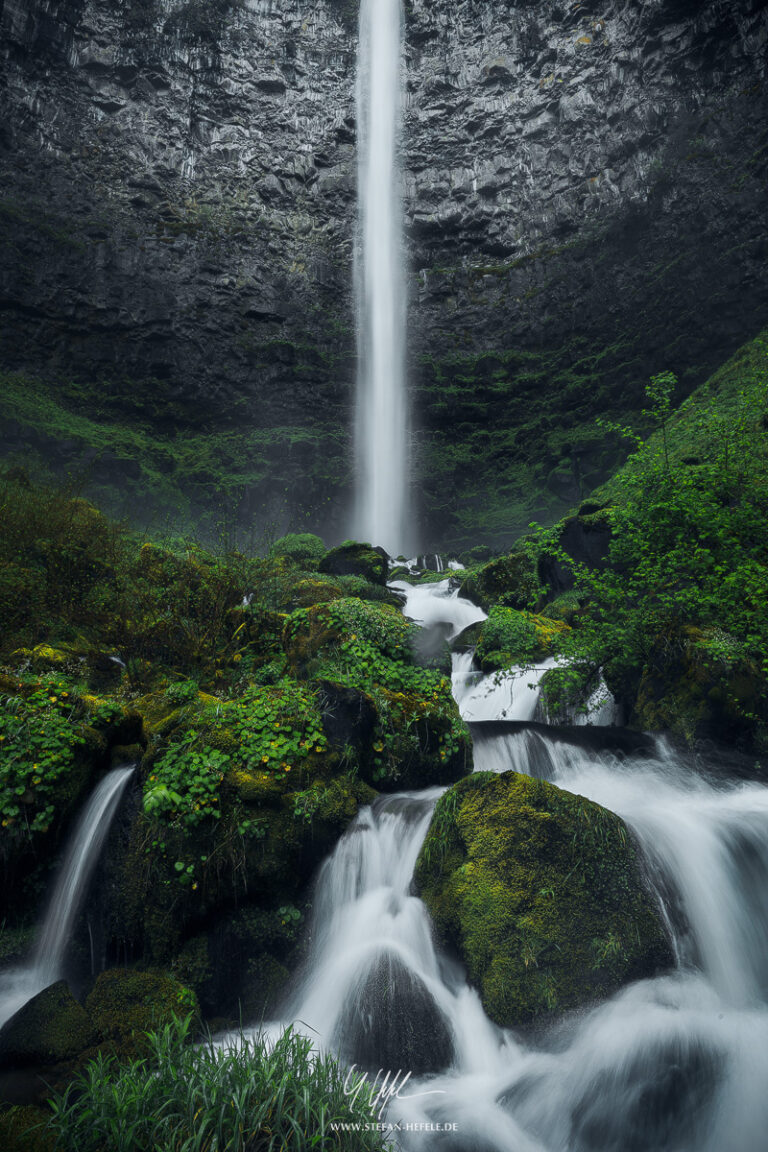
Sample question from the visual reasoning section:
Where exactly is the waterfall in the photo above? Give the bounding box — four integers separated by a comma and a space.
0, 765, 134, 1029
355, 0, 407, 554
255, 580, 768, 1150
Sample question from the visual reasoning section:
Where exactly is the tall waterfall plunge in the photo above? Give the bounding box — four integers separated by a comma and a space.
355, 0, 408, 555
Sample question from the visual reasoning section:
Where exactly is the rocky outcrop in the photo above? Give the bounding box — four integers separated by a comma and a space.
0, 0, 766, 544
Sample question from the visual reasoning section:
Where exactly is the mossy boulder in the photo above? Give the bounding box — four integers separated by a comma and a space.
268, 532, 326, 569
84, 968, 198, 1058
9, 643, 123, 691
123, 679, 377, 963
282, 599, 471, 790
475, 607, 570, 672
362, 684, 471, 791
459, 549, 539, 612
633, 625, 764, 747
0, 1106, 55, 1152
282, 597, 414, 673
415, 772, 672, 1027
537, 508, 612, 598
290, 578, 344, 609
318, 541, 389, 586
0, 981, 98, 1068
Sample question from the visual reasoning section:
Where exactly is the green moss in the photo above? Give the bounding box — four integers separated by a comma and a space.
269, 533, 327, 569
318, 541, 388, 585
0, 1106, 55, 1152
84, 969, 198, 1060
0, 981, 98, 1066
415, 772, 672, 1026
475, 607, 570, 672
459, 549, 540, 611
0, 672, 138, 912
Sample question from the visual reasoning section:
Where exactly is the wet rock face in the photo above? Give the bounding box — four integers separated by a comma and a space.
405, 0, 768, 542
0, 0, 767, 540
0, 0, 358, 406
335, 951, 454, 1076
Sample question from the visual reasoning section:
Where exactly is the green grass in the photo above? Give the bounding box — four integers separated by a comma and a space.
46, 1015, 387, 1151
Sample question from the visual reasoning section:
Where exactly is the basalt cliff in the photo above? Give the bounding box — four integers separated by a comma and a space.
1, 0, 766, 545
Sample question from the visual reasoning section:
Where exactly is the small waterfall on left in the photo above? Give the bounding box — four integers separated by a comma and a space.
0, 765, 134, 1029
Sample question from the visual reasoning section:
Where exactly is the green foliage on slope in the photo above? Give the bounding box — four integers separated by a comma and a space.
541, 331, 768, 745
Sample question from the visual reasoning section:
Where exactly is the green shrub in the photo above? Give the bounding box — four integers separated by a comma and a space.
268, 532, 326, 569
47, 1016, 387, 1152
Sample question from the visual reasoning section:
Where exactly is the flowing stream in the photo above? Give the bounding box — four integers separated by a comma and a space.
355, 0, 407, 554
270, 579, 768, 1151
0, 765, 134, 1030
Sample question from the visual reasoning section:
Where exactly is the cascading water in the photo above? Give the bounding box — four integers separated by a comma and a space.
354, 0, 407, 555
263, 579, 768, 1150
0, 765, 134, 1030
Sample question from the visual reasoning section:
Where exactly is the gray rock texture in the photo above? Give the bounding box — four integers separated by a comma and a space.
0, 0, 766, 544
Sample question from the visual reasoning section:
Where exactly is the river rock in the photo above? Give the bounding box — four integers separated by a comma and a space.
415, 771, 673, 1027
335, 951, 454, 1076
318, 542, 389, 585
0, 981, 98, 1068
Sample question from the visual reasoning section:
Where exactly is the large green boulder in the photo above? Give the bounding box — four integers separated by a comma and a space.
415, 772, 672, 1027
0, 981, 98, 1068
318, 541, 389, 586
459, 550, 539, 612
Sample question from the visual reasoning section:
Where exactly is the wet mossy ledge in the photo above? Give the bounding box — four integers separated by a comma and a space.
0, 478, 470, 1028
414, 771, 673, 1027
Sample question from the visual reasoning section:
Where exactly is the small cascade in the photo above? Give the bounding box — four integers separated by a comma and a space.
0, 765, 134, 1029
391, 577, 485, 641
452, 653, 558, 724
273, 790, 506, 1079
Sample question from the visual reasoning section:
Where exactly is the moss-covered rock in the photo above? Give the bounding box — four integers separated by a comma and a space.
282, 597, 414, 673
122, 677, 378, 963
319, 541, 389, 586
459, 549, 540, 612
475, 607, 570, 672
268, 532, 327, 569
84, 968, 198, 1058
537, 507, 613, 598
634, 625, 764, 747
0, 981, 98, 1068
0, 1106, 55, 1152
415, 772, 672, 1027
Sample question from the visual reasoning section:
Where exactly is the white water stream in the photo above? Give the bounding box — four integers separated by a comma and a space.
354, 0, 407, 554
0, 765, 134, 1030
266, 580, 768, 1151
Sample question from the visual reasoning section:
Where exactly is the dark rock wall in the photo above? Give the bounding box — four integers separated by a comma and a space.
404, 0, 768, 545
0, 0, 766, 544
